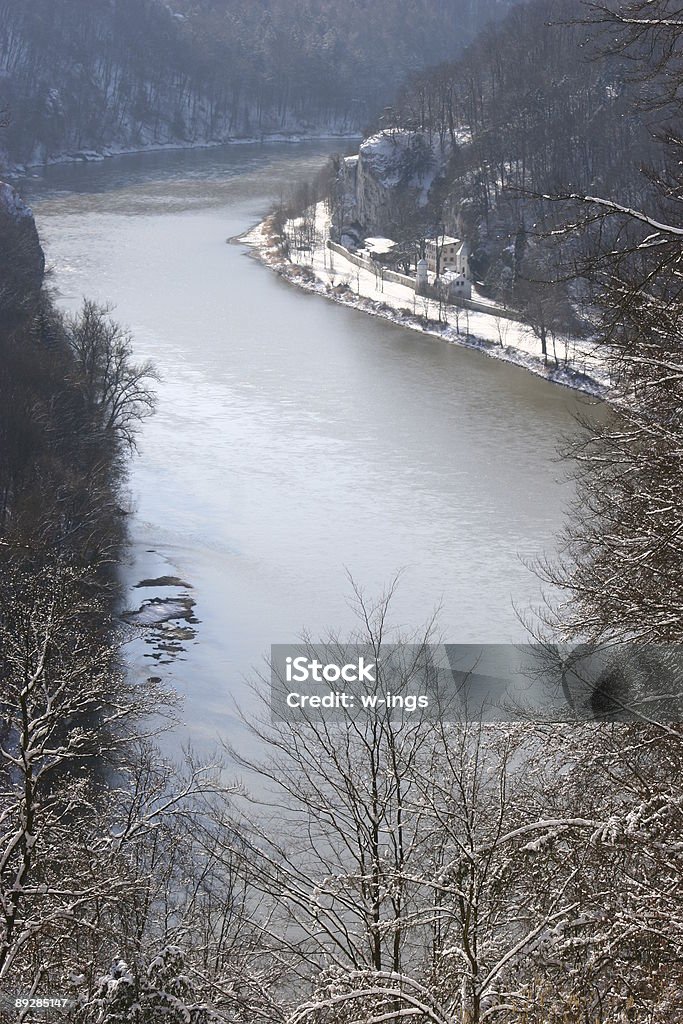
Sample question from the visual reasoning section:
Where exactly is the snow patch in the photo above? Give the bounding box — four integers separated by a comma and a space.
0, 181, 33, 220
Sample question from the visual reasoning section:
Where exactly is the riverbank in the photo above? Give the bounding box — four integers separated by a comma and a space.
241, 211, 607, 398
3, 130, 362, 178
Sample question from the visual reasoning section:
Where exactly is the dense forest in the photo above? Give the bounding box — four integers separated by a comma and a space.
389, 0, 661, 307
384, 0, 683, 653
0, 0, 514, 169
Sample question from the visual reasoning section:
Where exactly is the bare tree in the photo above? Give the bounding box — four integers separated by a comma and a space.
200, 587, 619, 1024
0, 556, 260, 1021
0, 558, 151, 994
66, 302, 159, 453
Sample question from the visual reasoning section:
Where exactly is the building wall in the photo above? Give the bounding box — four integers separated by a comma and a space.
426, 239, 469, 277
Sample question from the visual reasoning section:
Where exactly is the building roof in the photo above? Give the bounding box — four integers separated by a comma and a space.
427, 236, 466, 253
363, 236, 396, 254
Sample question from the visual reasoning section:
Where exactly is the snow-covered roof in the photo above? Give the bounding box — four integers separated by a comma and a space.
428, 235, 465, 250
364, 236, 396, 254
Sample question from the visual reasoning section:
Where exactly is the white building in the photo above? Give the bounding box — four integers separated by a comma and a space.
441, 270, 472, 301
426, 236, 469, 278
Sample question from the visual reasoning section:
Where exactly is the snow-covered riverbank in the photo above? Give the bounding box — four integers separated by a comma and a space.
3, 131, 361, 178
241, 211, 608, 398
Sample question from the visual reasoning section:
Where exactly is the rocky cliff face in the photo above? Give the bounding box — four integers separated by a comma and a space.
334, 130, 454, 243
0, 182, 45, 326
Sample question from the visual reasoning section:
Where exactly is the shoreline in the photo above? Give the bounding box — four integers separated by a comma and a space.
2, 129, 362, 178
239, 216, 608, 400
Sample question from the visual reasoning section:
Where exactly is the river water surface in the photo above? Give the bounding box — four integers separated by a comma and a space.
20, 143, 589, 746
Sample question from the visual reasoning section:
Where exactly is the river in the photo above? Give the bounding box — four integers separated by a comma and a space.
19, 142, 589, 747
